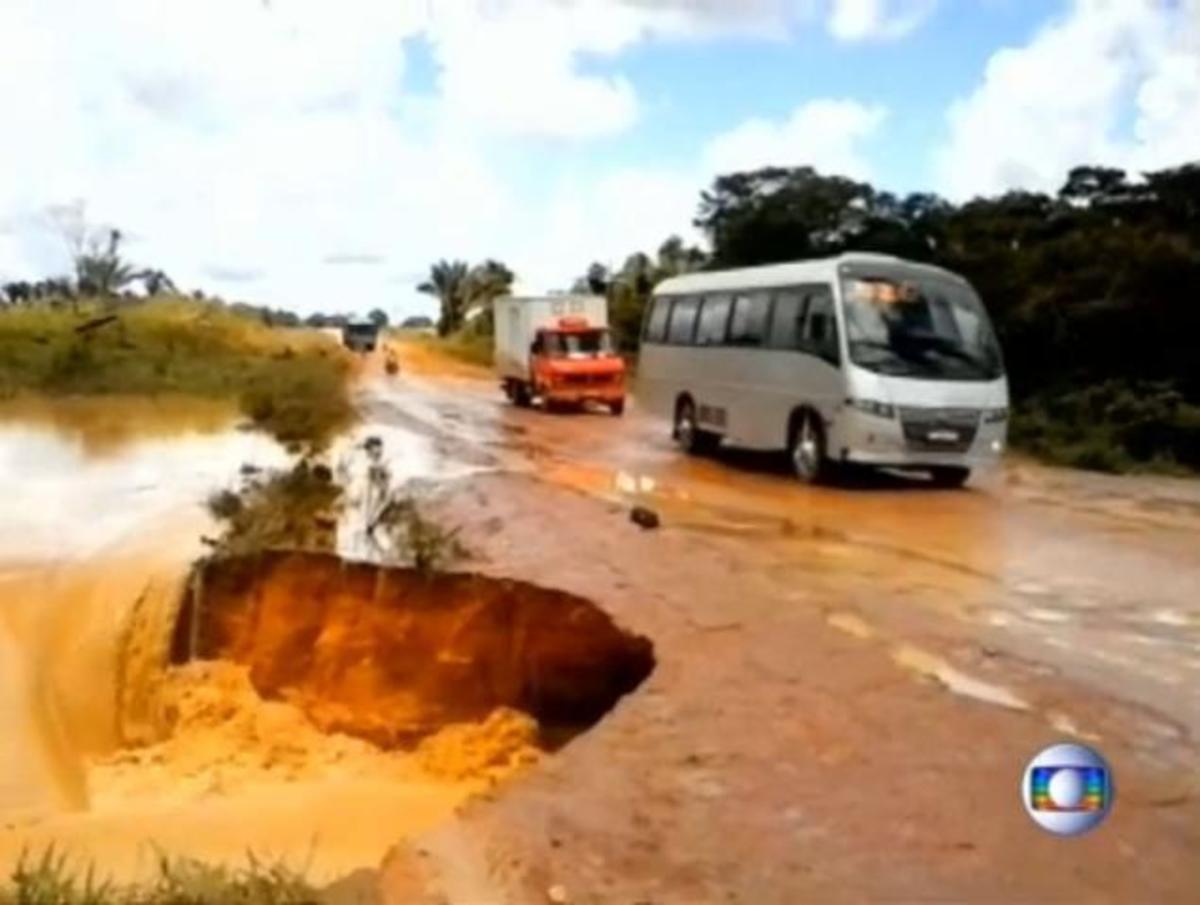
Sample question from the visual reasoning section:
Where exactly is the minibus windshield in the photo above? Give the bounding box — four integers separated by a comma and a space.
841, 275, 1004, 381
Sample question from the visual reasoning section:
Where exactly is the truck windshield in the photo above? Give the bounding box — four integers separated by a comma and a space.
543, 330, 612, 358
841, 275, 1004, 381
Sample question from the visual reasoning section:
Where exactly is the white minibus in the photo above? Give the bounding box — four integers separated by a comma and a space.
636, 253, 1008, 486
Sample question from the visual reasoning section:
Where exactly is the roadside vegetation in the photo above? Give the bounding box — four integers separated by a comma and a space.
0, 299, 354, 452
1, 209, 354, 453
561, 162, 1200, 475
205, 435, 468, 573
0, 847, 319, 905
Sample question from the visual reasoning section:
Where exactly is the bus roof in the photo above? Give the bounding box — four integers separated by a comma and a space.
654, 253, 966, 296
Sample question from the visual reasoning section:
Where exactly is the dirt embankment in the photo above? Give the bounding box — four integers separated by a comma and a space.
2, 545, 656, 885
173, 551, 656, 748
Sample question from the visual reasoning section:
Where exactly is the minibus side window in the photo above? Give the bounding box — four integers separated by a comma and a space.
800, 286, 839, 364
728, 292, 769, 347
667, 296, 700, 345
695, 295, 733, 346
643, 296, 672, 343
766, 290, 808, 350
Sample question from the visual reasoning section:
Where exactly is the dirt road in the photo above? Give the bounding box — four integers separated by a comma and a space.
365, 348, 1200, 903
0, 354, 1196, 902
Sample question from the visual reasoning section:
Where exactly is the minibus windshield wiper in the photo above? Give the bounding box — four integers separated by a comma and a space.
849, 339, 931, 376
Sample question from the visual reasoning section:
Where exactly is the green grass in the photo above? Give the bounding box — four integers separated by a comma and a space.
0, 298, 354, 452
0, 847, 320, 905
1010, 380, 1200, 475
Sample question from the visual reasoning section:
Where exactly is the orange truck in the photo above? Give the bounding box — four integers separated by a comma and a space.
493, 295, 626, 415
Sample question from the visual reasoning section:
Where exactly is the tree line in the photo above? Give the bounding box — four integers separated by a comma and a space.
1, 227, 176, 305
564, 162, 1200, 473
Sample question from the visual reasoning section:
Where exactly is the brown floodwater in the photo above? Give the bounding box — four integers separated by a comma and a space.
0, 394, 652, 884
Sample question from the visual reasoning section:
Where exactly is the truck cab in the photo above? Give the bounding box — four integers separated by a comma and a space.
494, 296, 626, 416
341, 321, 379, 353
529, 317, 626, 414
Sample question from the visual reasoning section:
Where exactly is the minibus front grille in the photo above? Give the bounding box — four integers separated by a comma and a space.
898, 407, 979, 453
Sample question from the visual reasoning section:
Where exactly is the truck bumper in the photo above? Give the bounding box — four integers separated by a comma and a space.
545, 388, 625, 405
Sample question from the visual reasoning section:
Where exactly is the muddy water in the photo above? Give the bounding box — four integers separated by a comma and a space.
0, 399, 399, 878
0, 394, 654, 884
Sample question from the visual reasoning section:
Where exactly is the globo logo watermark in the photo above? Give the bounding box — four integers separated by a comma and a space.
1022, 743, 1113, 836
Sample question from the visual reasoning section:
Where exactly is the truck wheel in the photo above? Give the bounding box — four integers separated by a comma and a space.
674, 399, 717, 455
610, 399, 625, 417
513, 382, 532, 408
788, 411, 830, 484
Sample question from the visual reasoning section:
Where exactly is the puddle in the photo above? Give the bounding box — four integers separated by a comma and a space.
1023, 608, 1072, 624
1151, 609, 1190, 627
0, 401, 286, 561
1046, 711, 1102, 742
0, 395, 238, 457
825, 611, 876, 640
891, 644, 1029, 711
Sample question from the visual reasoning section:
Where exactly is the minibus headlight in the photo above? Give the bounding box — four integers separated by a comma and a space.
983, 407, 1009, 424
847, 398, 895, 419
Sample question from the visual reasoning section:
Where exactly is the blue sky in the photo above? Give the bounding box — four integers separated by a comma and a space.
1, 1, 1198, 317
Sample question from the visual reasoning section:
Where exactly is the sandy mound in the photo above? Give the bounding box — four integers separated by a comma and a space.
414, 708, 540, 781
93, 661, 539, 806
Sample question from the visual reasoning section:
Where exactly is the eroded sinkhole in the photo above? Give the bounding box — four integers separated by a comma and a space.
169, 551, 655, 751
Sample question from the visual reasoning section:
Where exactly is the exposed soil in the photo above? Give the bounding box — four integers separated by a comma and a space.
172, 551, 656, 749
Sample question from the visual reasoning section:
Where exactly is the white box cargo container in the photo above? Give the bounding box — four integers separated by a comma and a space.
493, 295, 608, 381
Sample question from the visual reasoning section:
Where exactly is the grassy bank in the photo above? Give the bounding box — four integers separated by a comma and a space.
1, 848, 320, 904
392, 328, 492, 370
0, 299, 354, 451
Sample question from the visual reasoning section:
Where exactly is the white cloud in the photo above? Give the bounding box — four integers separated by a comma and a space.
937, 0, 1200, 200
0, 0, 896, 317
827, 0, 939, 42
703, 99, 888, 180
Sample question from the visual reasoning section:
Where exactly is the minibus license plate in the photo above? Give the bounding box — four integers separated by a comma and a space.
927, 429, 959, 443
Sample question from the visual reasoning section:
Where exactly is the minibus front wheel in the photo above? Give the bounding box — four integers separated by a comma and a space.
788, 411, 830, 485
929, 466, 970, 488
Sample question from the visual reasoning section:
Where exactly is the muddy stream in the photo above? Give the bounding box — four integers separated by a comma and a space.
0, 397, 653, 883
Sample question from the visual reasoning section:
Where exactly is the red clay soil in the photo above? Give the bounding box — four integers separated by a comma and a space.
370, 471, 1200, 904
173, 552, 655, 748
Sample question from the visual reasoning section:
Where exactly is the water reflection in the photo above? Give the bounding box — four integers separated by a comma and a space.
0, 395, 238, 457
0, 397, 286, 562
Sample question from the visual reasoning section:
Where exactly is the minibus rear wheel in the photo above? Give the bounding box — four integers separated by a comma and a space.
788, 411, 829, 484
674, 398, 717, 455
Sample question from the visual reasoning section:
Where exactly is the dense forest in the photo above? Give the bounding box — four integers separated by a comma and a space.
576, 163, 1200, 473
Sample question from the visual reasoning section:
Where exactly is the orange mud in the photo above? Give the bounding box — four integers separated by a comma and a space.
176, 551, 656, 748
0, 542, 651, 885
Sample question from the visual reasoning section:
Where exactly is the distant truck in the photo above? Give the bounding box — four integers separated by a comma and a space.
341, 320, 380, 353
493, 295, 626, 415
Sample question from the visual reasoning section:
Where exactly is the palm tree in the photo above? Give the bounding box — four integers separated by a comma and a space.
463, 259, 514, 333
75, 229, 137, 297
135, 269, 178, 297
418, 259, 470, 337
